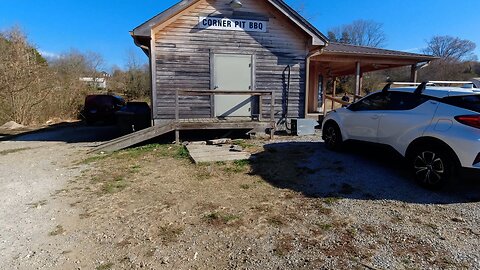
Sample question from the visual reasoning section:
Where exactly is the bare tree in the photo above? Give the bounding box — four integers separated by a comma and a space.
423, 35, 477, 62
108, 50, 150, 101
0, 27, 53, 125
328, 20, 387, 48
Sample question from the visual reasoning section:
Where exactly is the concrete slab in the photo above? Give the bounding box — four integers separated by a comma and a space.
186, 144, 251, 164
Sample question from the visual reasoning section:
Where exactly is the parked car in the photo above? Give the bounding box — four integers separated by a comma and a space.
115, 102, 151, 134
322, 82, 480, 188
81, 95, 125, 125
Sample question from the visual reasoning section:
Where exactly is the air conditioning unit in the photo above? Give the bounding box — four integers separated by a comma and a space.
290, 119, 318, 136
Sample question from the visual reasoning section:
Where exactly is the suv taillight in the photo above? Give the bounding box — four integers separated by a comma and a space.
455, 115, 480, 129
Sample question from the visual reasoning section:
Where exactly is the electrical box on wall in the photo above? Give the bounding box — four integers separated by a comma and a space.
290, 119, 318, 136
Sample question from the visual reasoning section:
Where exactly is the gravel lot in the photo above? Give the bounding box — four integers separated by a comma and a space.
1, 126, 480, 269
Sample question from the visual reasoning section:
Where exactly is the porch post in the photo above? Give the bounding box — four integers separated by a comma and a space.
410, 64, 418, 83
332, 77, 337, 110
322, 76, 327, 113
355, 62, 361, 102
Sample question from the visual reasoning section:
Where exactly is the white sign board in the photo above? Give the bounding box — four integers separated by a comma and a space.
198, 16, 267, 33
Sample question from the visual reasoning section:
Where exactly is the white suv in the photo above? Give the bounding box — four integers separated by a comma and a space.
322, 82, 480, 188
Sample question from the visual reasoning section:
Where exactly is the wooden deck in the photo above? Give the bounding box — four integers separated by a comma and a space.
94, 118, 273, 153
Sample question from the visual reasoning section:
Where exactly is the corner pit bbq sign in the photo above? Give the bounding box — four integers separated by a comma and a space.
199, 16, 267, 33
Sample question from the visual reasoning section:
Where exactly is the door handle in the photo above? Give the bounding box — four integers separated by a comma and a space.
371, 115, 380, 120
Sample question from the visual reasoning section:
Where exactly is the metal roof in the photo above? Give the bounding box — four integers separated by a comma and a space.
324, 42, 437, 61
131, 0, 328, 46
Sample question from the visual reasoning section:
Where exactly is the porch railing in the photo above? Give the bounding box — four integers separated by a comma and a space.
324, 94, 364, 112
174, 90, 276, 123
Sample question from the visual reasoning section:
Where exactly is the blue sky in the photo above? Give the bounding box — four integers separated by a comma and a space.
1, 0, 479, 69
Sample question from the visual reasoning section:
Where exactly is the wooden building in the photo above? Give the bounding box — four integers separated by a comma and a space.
130, 0, 436, 136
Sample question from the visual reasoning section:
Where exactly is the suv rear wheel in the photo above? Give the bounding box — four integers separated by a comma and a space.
323, 122, 343, 150
410, 146, 454, 189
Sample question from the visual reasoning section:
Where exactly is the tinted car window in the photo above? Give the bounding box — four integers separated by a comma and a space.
350, 92, 428, 111
388, 92, 429, 110
443, 95, 480, 113
350, 93, 391, 111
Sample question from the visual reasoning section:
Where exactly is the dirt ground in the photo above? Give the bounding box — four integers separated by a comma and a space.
2, 125, 480, 270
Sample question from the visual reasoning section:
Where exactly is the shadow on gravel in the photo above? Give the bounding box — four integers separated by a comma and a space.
250, 141, 480, 205
3, 122, 123, 144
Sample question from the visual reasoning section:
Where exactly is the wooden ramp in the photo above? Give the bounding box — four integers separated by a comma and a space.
94, 119, 273, 153
94, 121, 175, 153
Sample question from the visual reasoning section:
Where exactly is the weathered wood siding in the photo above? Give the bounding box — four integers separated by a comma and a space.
153, 0, 311, 121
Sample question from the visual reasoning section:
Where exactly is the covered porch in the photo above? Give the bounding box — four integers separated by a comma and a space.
306, 42, 437, 117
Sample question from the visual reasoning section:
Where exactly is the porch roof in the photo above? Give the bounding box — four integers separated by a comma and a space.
311, 42, 438, 77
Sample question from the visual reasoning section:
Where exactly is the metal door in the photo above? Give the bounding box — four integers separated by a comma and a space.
214, 54, 252, 117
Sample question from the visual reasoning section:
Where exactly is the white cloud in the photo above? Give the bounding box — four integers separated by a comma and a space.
38, 49, 60, 59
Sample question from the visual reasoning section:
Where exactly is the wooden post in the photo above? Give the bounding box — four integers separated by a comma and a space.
410, 64, 418, 83
258, 95, 263, 121
332, 78, 337, 110
175, 90, 179, 121
321, 76, 327, 114
175, 90, 180, 144
355, 62, 361, 102
175, 130, 180, 144
270, 91, 275, 140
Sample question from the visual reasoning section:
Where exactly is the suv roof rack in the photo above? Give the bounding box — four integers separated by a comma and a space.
414, 82, 428, 95
391, 81, 473, 86
381, 81, 479, 94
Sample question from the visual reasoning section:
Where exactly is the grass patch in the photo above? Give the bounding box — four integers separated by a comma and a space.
96, 262, 114, 270
322, 197, 341, 205
317, 204, 333, 215
223, 159, 251, 174
240, 184, 251, 190
157, 225, 184, 244
232, 139, 254, 149
121, 144, 162, 158
49, 225, 66, 236
27, 200, 47, 208
274, 235, 294, 256
267, 215, 286, 227
129, 164, 141, 174
203, 212, 240, 226
102, 176, 128, 194
318, 223, 333, 231
0, 147, 31, 156
80, 154, 109, 165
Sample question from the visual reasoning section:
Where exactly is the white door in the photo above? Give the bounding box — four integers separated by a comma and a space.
343, 92, 390, 142
214, 54, 252, 117
343, 112, 382, 142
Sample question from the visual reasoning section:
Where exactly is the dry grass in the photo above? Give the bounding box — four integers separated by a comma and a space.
0, 147, 31, 156
64, 142, 463, 269
49, 225, 66, 236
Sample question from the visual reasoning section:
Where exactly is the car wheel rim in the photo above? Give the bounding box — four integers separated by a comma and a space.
413, 151, 445, 185
324, 127, 336, 147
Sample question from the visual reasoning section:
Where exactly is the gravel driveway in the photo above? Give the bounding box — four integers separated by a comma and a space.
1, 126, 480, 269
0, 124, 120, 270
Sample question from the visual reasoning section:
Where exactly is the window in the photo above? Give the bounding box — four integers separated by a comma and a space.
443, 95, 480, 113
349, 92, 391, 111
388, 92, 428, 110
349, 92, 428, 111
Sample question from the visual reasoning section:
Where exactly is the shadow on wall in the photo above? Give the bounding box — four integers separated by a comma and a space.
249, 141, 480, 205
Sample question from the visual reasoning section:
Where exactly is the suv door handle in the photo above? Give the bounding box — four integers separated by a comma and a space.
371, 114, 380, 120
